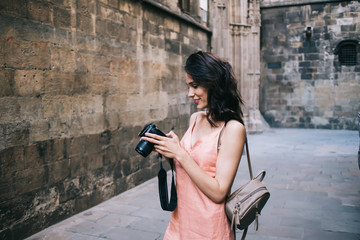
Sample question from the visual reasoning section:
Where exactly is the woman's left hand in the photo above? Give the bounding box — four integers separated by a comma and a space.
141, 131, 184, 159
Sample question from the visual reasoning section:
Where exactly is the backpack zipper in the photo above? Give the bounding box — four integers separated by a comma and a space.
234, 186, 267, 210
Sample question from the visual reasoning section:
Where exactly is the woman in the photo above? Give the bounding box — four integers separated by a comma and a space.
141, 51, 246, 240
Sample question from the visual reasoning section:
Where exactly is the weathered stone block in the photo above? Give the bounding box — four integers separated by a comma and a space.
0, 0, 28, 18
0, 146, 24, 176
0, 68, 15, 97
85, 153, 103, 171
0, 37, 5, 67
0, 194, 33, 231
49, 159, 70, 184
126, 167, 152, 188
74, 189, 103, 213
124, 14, 137, 30
299, 61, 311, 67
94, 55, 112, 74
106, 21, 122, 38
68, 135, 87, 158
77, 113, 105, 135
17, 97, 43, 122
42, 95, 71, 120
0, 97, 20, 123
53, 7, 71, 29
27, 0, 52, 24
69, 155, 87, 177
13, 70, 45, 97
149, 35, 160, 48
85, 134, 101, 154
4, 37, 51, 70
108, 0, 118, 9
76, 14, 93, 34
301, 73, 312, 80
51, 46, 76, 72
102, 145, 117, 165
128, 28, 137, 44
121, 1, 141, 15
341, 24, 356, 32
118, 158, 131, 177
95, 18, 107, 37
1, 121, 30, 149
104, 93, 126, 115
98, 5, 116, 21
75, 52, 95, 73
0, 175, 14, 202
164, 18, 180, 32
24, 143, 43, 169
15, 167, 46, 194
165, 39, 180, 54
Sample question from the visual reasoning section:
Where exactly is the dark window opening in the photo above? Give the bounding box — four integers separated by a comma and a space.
334, 39, 359, 66
339, 44, 357, 66
180, 0, 191, 13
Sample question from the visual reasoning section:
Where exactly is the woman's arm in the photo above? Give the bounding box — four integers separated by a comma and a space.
142, 119, 245, 203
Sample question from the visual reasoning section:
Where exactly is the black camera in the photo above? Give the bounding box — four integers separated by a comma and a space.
135, 123, 166, 157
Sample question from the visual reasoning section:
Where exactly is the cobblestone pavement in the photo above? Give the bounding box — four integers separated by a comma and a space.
27, 128, 360, 240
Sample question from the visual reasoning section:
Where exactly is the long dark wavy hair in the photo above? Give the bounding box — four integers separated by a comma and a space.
185, 51, 244, 126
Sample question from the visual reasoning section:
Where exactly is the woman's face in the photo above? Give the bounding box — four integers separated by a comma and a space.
186, 73, 208, 110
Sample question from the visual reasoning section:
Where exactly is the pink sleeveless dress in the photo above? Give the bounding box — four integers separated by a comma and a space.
163, 119, 234, 240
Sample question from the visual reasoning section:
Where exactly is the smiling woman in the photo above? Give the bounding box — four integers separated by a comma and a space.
141, 51, 246, 240
186, 73, 208, 109
184, 51, 244, 127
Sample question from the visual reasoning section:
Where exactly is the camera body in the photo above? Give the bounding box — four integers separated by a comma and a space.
136, 123, 165, 157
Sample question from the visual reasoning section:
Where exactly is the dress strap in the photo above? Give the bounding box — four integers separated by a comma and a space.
190, 114, 199, 148
217, 123, 226, 152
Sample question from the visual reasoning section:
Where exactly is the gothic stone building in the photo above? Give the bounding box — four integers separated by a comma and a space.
261, 0, 360, 129
0, 0, 359, 239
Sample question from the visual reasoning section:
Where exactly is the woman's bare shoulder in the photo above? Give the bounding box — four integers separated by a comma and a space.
223, 120, 246, 139
189, 111, 205, 125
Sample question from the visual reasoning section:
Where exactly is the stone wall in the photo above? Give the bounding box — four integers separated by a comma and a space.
260, 0, 360, 129
0, 0, 209, 238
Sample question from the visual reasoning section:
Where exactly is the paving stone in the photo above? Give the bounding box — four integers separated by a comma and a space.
65, 221, 110, 236
128, 216, 169, 235
280, 216, 321, 230
250, 225, 304, 239
26, 229, 76, 240
94, 213, 140, 228
71, 234, 108, 240
79, 211, 109, 222
100, 227, 161, 240
303, 229, 360, 240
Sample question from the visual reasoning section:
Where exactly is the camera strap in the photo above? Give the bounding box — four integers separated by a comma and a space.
157, 153, 177, 211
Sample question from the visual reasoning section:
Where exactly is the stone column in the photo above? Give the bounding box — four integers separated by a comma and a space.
210, 0, 266, 133
244, 0, 266, 133
231, 0, 266, 133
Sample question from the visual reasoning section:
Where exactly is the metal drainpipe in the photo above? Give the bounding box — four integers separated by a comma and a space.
358, 112, 360, 169
260, 0, 354, 9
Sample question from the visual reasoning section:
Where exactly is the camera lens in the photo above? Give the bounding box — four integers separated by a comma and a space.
135, 140, 154, 157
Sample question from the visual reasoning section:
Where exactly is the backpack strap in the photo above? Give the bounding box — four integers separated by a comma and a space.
241, 227, 248, 240
218, 125, 253, 239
